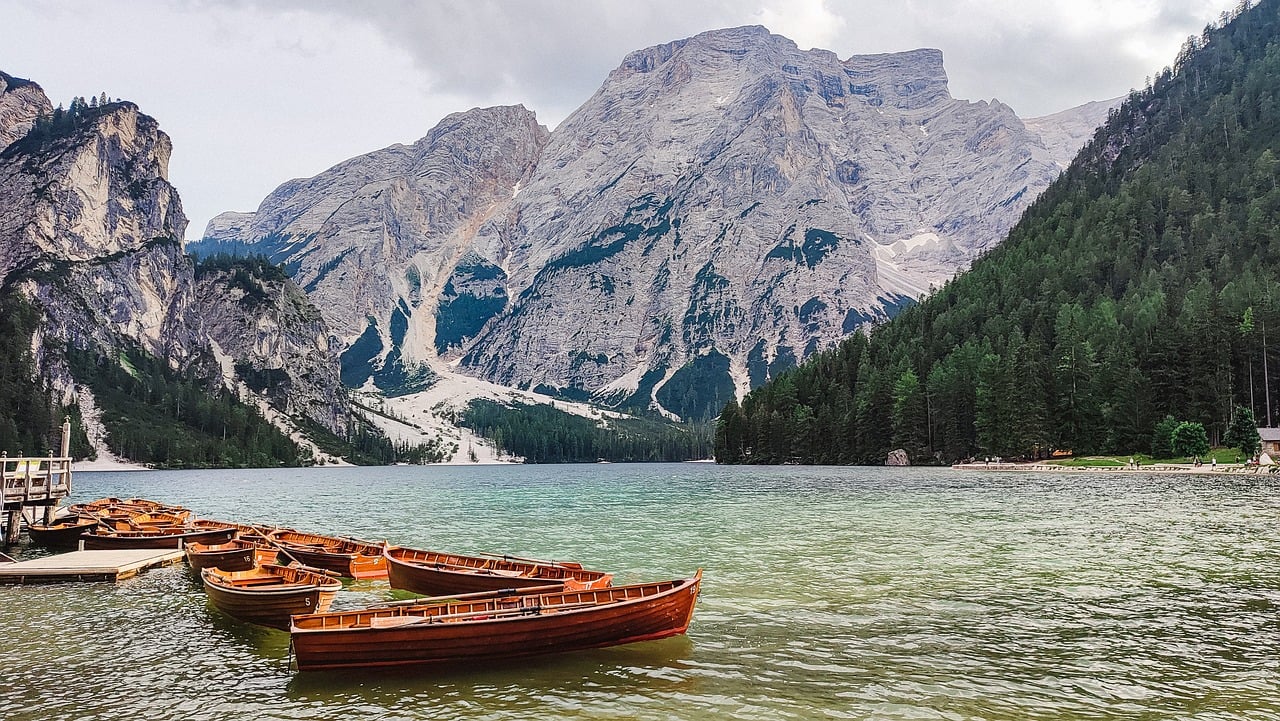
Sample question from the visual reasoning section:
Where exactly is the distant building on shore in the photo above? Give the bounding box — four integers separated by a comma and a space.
1259, 428, 1280, 456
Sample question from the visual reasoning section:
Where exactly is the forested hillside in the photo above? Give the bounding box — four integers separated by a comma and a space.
717, 0, 1280, 465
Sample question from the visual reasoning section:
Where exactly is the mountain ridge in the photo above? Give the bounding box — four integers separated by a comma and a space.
201, 26, 1118, 421
0, 77, 358, 463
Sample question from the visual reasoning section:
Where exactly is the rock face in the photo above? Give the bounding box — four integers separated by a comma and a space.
1023, 97, 1123, 170
0, 72, 349, 449
886, 448, 909, 466
0, 96, 200, 363
206, 27, 1110, 420
0, 72, 50, 151
199, 105, 549, 395
194, 262, 350, 435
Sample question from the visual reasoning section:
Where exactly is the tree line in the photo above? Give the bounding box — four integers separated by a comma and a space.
463, 399, 712, 463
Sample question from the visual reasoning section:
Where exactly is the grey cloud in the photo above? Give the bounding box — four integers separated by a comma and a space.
230, 0, 1232, 121
228, 0, 777, 123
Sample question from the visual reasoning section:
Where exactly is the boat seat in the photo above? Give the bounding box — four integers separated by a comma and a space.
369, 615, 429, 629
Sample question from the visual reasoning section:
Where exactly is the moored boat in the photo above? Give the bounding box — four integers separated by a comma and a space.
385, 545, 613, 596
289, 571, 702, 671
81, 520, 237, 549
202, 564, 342, 630
269, 530, 387, 578
185, 538, 275, 571
27, 516, 100, 547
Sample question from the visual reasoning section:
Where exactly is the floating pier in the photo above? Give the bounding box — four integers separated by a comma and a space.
0, 549, 184, 584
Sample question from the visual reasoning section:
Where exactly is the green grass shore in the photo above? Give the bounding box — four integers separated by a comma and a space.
952, 447, 1274, 473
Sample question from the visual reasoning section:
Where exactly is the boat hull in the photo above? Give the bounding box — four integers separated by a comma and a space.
290, 574, 700, 671
185, 540, 270, 571
270, 531, 386, 578
81, 525, 236, 550
27, 518, 99, 548
202, 566, 340, 630
385, 546, 612, 596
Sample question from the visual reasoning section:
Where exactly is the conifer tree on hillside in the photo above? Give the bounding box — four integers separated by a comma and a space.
717, 0, 1280, 465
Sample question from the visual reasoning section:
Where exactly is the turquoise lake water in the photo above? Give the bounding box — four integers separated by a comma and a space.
1, 464, 1279, 720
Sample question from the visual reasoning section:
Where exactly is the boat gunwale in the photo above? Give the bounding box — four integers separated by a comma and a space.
271, 530, 383, 558
201, 565, 343, 594
384, 545, 611, 582
291, 572, 700, 633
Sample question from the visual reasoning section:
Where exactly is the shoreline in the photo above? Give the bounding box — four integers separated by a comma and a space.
952, 461, 1269, 476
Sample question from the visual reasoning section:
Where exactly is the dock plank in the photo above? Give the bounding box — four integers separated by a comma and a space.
0, 549, 184, 584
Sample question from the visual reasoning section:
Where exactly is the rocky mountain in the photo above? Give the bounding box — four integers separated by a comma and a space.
197, 105, 549, 396
194, 257, 349, 435
715, 0, 1280, 465
0, 72, 50, 152
1024, 97, 1122, 170
0, 95, 200, 365
0, 73, 350, 461
203, 26, 1115, 420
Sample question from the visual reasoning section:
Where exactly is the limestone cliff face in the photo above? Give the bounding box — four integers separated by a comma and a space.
0, 72, 51, 151
1023, 97, 1123, 170
0, 72, 350, 449
194, 263, 350, 435
463, 29, 1062, 414
0, 99, 199, 362
206, 27, 1110, 419
201, 105, 549, 394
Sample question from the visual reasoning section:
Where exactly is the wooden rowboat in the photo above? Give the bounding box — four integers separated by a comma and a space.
81, 520, 237, 550
202, 564, 342, 630
385, 545, 613, 596
70, 498, 189, 519
27, 516, 99, 547
185, 539, 276, 571
290, 571, 702, 671
269, 530, 387, 578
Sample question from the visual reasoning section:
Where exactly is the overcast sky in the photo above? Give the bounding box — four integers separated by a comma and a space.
1, 0, 1233, 238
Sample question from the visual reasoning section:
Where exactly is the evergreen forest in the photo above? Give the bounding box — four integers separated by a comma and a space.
462, 399, 712, 463
717, 0, 1280, 465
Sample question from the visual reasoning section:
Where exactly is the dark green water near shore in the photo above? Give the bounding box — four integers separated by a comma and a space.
2, 464, 1279, 720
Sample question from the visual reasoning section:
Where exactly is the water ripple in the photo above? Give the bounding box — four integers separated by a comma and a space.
3, 465, 1280, 719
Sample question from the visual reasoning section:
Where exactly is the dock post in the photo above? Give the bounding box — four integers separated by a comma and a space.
44, 451, 56, 523
4, 509, 19, 544
60, 416, 72, 497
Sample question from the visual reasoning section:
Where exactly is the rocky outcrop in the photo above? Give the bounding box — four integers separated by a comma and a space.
0, 71, 351, 457
194, 261, 350, 435
886, 448, 909, 466
1023, 97, 1123, 169
206, 27, 1111, 420
203, 105, 549, 395
0, 99, 200, 362
0, 71, 50, 151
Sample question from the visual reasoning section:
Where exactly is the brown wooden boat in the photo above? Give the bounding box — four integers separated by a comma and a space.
27, 516, 100, 547
185, 538, 276, 571
202, 564, 342, 630
69, 498, 188, 517
269, 530, 387, 578
290, 571, 702, 671
385, 546, 613, 596
123, 510, 192, 528
81, 520, 237, 549
72, 499, 192, 531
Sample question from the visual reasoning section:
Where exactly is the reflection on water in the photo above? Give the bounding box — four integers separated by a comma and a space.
2, 464, 1280, 720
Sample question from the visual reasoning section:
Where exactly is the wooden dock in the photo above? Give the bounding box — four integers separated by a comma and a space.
2, 418, 74, 543
0, 549, 184, 584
